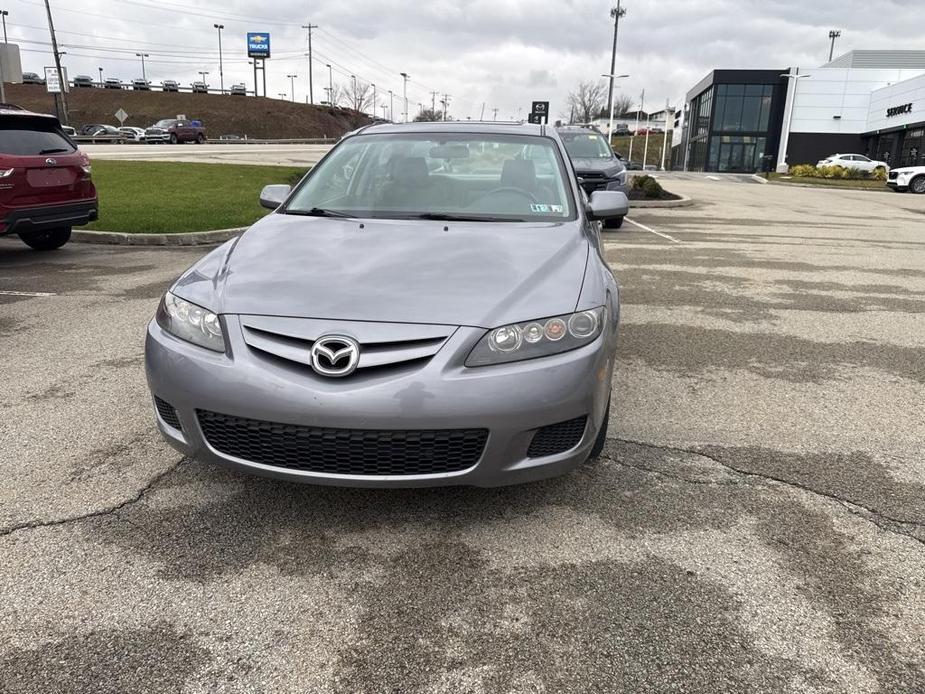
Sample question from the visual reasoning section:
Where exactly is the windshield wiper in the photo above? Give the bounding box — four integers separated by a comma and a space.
39, 148, 70, 154
411, 212, 524, 222
284, 207, 356, 218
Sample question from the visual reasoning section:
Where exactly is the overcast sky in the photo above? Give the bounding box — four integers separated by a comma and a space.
10, 0, 925, 119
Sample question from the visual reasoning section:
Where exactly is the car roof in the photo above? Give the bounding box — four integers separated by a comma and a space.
355, 121, 551, 138
0, 107, 58, 121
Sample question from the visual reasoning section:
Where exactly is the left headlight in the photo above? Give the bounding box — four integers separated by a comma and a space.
155, 291, 225, 352
465, 307, 605, 367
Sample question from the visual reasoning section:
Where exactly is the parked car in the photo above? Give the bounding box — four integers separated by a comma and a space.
145, 121, 625, 487
73, 75, 95, 88
132, 78, 151, 91
816, 153, 889, 174
119, 126, 146, 142
624, 160, 642, 170
82, 124, 126, 143
557, 125, 627, 228
145, 118, 206, 144
191, 81, 208, 94
230, 83, 247, 96
62, 125, 77, 137
161, 80, 179, 92
22, 72, 45, 85
886, 166, 925, 194
0, 107, 98, 250
104, 78, 123, 90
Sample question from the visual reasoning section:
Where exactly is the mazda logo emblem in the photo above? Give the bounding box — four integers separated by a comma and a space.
310, 335, 360, 377
45, 158, 57, 166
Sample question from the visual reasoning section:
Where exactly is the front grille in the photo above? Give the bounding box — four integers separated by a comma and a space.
527, 416, 588, 458
196, 410, 488, 476
888, 171, 898, 180
154, 397, 182, 431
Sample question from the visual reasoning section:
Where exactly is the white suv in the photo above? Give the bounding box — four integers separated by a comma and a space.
816, 153, 889, 174
886, 166, 925, 194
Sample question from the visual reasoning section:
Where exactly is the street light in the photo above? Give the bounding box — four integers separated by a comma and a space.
136, 53, 149, 81
400, 72, 409, 122
350, 74, 357, 110
601, 73, 629, 143
0, 10, 8, 44
198, 70, 209, 92
371, 83, 376, 118
98, 66, 103, 87
287, 74, 297, 102
325, 63, 333, 106
213, 24, 224, 94
278, 93, 287, 100
389, 90, 394, 122
827, 29, 841, 63
777, 71, 811, 173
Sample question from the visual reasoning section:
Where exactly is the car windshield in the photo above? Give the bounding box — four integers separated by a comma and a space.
284, 132, 574, 222
561, 132, 614, 159
0, 118, 75, 155
154, 120, 176, 128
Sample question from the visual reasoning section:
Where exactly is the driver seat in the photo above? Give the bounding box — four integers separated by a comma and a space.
501, 159, 554, 203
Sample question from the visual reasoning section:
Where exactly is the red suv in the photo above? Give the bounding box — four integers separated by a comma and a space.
0, 108, 98, 250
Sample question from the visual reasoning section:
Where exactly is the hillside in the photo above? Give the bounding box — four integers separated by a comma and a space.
4, 83, 371, 139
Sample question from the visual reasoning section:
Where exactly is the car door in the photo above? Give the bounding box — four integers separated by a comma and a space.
853, 155, 874, 173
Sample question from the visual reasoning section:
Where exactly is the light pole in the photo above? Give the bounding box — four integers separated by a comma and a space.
777, 71, 811, 173
601, 73, 629, 145
325, 63, 333, 106
827, 29, 841, 62
213, 24, 224, 94
380, 104, 388, 120
278, 93, 287, 100
605, 1, 626, 122
287, 74, 297, 102
0, 10, 8, 43
98, 66, 103, 87
371, 83, 376, 118
350, 74, 357, 110
389, 89, 394, 122
301, 23, 317, 104
198, 70, 209, 92
136, 53, 149, 81
400, 72, 409, 122
629, 89, 644, 162
660, 98, 672, 171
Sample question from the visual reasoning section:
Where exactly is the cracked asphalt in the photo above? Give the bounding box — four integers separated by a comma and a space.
1, 178, 924, 693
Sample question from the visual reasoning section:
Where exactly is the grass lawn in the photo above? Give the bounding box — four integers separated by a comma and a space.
609, 134, 672, 169
766, 173, 889, 192
85, 160, 309, 233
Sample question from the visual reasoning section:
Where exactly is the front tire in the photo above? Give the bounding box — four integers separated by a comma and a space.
196, 133, 205, 144
169, 133, 178, 145
19, 227, 71, 251
911, 176, 925, 194
587, 399, 611, 462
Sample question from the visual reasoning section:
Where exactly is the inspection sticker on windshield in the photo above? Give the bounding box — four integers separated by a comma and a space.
531, 203, 563, 214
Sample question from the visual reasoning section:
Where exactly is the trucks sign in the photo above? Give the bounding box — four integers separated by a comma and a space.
247, 32, 271, 59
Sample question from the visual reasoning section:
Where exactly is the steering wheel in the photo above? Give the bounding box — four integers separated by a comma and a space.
476, 187, 538, 204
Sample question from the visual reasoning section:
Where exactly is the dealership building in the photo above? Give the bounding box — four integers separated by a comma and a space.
678, 50, 925, 172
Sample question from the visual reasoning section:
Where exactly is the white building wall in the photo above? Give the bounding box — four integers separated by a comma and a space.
788, 68, 925, 134
866, 73, 925, 132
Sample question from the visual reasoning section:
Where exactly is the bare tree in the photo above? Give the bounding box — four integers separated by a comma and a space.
343, 79, 373, 113
567, 80, 606, 123
414, 107, 444, 122
611, 93, 633, 117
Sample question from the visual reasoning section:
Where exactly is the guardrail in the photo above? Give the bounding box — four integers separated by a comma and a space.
73, 135, 132, 144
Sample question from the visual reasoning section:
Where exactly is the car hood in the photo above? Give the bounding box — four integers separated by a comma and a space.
570, 158, 624, 177
172, 213, 590, 328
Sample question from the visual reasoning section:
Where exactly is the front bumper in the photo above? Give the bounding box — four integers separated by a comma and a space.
145, 132, 170, 143
145, 315, 616, 487
1, 199, 98, 236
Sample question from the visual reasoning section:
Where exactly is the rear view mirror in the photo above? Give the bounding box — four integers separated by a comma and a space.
428, 144, 469, 159
259, 184, 291, 209
587, 190, 628, 220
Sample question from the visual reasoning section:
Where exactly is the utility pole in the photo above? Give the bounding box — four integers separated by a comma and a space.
606, 1, 626, 123
629, 89, 643, 162
827, 29, 841, 62
287, 74, 297, 102
388, 90, 394, 121
442, 94, 450, 121
1, 10, 8, 43
400, 72, 409, 122
213, 24, 224, 93
136, 53, 149, 81
325, 63, 333, 106
301, 23, 318, 104
660, 98, 670, 170
43, 0, 68, 125
371, 84, 376, 118
350, 74, 357, 110
431, 90, 438, 115
492, 107, 499, 121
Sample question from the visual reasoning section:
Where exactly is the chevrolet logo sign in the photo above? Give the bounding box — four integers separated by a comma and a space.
251, 35, 267, 43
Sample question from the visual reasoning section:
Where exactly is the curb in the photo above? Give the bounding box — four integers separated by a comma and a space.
630, 194, 694, 208
764, 180, 890, 194
71, 228, 245, 246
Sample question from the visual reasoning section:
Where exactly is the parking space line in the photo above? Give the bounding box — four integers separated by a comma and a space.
624, 217, 681, 244
0, 290, 57, 297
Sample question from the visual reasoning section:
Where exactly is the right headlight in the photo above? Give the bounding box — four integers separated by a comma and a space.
155, 291, 225, 352
465, 307, 605, 367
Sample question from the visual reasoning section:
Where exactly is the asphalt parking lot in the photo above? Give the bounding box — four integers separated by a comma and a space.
1, 179, 924, 692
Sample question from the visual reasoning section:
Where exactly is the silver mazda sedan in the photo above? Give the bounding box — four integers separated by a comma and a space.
145, 121, 626, 487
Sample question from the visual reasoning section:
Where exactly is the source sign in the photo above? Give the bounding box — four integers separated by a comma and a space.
114, 108, 128, 125
532, 101, 549, 115
886, 103, 912, 118
247, 32, 271, 59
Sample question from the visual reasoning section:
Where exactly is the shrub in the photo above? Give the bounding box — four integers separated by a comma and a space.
642, 176, 664, 199
631, 174, 651, 191
789, 164, 818, 177
818, 165, 849, 179
872, 166, 888, 181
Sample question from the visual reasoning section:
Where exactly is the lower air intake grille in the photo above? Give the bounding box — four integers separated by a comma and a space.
196, 410, 488, 476
154, 397, 182, 431
527, 416, 588, 458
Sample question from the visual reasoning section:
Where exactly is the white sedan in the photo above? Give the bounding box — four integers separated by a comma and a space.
119, 126, 146, 142
886, 166, 925, 194
816, 153, 889, 173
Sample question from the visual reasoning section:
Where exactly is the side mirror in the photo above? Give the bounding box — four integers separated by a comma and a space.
259, 184, 292, 210
587, 190, 629, 220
